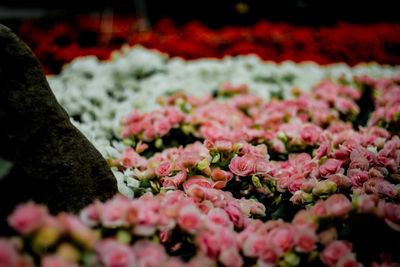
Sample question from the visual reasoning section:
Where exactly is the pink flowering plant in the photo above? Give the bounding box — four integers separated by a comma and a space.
1, 75, 400, 267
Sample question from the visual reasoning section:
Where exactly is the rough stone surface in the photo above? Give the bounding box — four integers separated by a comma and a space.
0, 24, 118, 234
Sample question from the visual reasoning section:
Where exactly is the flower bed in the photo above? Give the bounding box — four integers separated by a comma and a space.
1, 47, 400, 266
18, 17, 400, 74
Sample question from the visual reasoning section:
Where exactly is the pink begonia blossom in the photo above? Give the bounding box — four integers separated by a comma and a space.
214, 139, 234, 152
347, 168, 370, 188
384, 202, 400, 231
229, 154, 256, 177
133, 240, 168, 267
211, 169, 233, 182
336, 253, 361, 267
178, 205, 203, 233
319, 159, 343, 178
320, 240, 353, 266
300, 125, 322, 145
376, 180, 398, 198
180, 152, 202, 169
0, 239, 18, 267
311, 201, 329, 217
100, 195, 131, 228
318, 227, 338, 245
156, 161, 172, 176
79, 202, 101, 227
206, 208, 233, 229
325, 194, 353, 218
225, 199, 248, 229
120, 147, 147, 169
256, 246, 279, 267
218, 248, 243, 267
41, 255, 76, 267
267, 225, 295, 254
61, 214, 98, 249
7, 202, 47, 235
96, 239, 136, 267
296, 230, 317, 252
292, 210, 317, 231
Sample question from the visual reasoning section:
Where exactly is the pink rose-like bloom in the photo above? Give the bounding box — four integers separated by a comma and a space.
319, 159, 343, 178
215, 139, 233, 152
292, 210, 317, 231
296, 230, 317, 252
336, 253, 361, 267
156, 161, 172, 177
0, 239, 18, 267
376, 180, 397, 198
384, 202, 400, 231
301, 125, 322, 145
79, 202, 101, 227
96, 239, 136, 267
133, 240, 167, 267
325, 194, 353, 218
41, 255, 74, 267
255, 158, 271, 176
320, 240, 352, 266
229, 155, 256, 176
62, 214, 98, 249
183, 176, 213, 193
100, 195, 131, 228
211, 169, 233, 182
268, 225, 295, 254
311, 201, 328, 217
170, 170, 187, 187
154, 118, 172, 137
347, 168, 370, 188
7, 202, 47, 235
219, 248, 243, 267
178, 205, 203, 233
318, 227, 338, 245
180, 152, 201, 169
121, 148, 147, 169
207, 208, 233, 229
225, 200, 247, 229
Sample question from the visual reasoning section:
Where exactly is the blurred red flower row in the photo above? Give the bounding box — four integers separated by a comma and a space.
18, 16, 400, 74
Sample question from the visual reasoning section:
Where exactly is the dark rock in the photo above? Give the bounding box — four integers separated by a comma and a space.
0, 24, 118, 234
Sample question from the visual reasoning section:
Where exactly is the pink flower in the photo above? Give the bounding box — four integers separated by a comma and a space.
180, 152, 201, 169
61, 214, 98, 249
292, 210, 317, 231
183, 176, 213, 193
325, 194, 353, 218
336, 253, 361, 267
296, 230, 317, 252
257, 246, 279, 267
311, 201, 328, 217
207, 208, 233, 229
0, 239, 18, 267
376, 180, 397, 198
301, 125, 322, 145
318, 227, 338, 245
96, 239, 136, 267
100, 195, 131, 228
384, 202, 400, 231
320, 240, 352, 266
214, 139, 234, 152
219, 248, 243, 267
133, 240, 167, 267
41, 255, 74, 267
225, 200, 247, 229
268, 225, 295, 254
7, 202, 47, 235
319, 159, 343, 178
229, 155, 255, 176
156, 161, 172, 176
254, 158, 271, 176
347, 168, 370, 188
211, 169, 233, 182
178, 205, 203, 233
242, 234, 270, 257
170, 170, 187, 187
79, 202, 101, 227
154, 119, 172, 137
121, 148, 147, 168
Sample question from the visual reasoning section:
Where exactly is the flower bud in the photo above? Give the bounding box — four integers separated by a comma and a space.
197, 158, 210, 171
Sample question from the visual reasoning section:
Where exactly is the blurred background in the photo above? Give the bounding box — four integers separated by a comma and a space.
1, 0, 400, 73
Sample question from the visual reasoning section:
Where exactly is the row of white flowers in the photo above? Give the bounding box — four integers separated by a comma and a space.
48, 45, 400, 196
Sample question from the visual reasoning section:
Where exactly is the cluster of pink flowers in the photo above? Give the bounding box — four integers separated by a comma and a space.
1, 74, 400, 266
4, 192, 399, 266
359, 75, 400, 133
